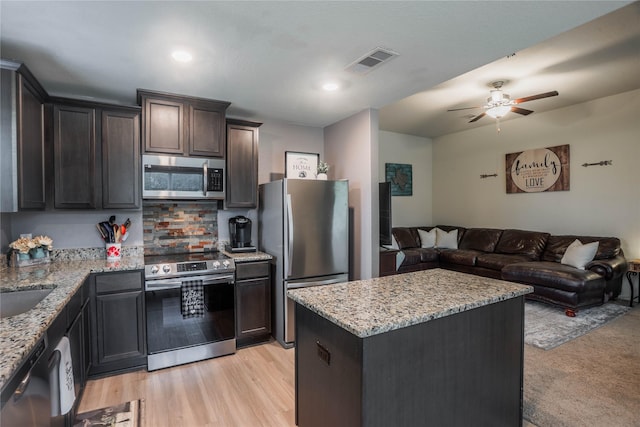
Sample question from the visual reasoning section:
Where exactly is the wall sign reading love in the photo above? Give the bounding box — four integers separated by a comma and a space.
505, 144, 570, 194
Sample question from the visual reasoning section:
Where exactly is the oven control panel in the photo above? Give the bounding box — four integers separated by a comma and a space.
177, 262, 207, 272
145, 257, 236, 279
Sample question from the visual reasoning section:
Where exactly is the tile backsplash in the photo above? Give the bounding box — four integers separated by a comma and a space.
143, 202, 218, 255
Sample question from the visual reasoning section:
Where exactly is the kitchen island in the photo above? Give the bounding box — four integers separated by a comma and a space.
288, 268, 533, 427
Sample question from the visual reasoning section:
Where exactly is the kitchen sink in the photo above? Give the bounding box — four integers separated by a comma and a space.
0, 286, 55, 318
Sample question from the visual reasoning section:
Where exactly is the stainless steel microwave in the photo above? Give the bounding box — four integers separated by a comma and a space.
142, 154, 225, 200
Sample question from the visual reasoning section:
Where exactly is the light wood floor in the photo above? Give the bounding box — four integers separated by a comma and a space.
78, 340, 296, 426
79, 339, 537, 426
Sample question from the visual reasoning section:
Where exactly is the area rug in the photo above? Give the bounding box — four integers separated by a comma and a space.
74, 399, 144, 427
524, 301, 630, 350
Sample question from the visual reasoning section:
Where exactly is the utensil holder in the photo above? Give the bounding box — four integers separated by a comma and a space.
106, 243, 122, 261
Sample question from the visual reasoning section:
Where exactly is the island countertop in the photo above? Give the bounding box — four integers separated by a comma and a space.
288, 268, 533, 338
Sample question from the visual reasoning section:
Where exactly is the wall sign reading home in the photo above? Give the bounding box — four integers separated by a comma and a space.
285, 151, 319, 180
505, 144, 570, 193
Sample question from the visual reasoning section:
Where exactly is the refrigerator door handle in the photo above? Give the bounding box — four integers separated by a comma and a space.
287, 276, 346, 289
286, 193, 294, 277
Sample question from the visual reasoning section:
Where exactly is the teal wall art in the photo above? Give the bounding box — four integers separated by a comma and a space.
385, 163, 412, 196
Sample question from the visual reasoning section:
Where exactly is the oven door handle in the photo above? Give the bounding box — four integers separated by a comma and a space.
145, 273, 235, 291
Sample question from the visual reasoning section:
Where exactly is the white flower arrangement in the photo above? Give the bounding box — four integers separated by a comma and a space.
9, 235, 53, 254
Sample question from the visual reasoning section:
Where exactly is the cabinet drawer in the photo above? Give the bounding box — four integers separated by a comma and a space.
95, 271, 142, 294
236, 261, 270, 280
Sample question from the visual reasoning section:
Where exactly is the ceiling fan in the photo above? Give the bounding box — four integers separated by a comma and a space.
448, 81, 559, 124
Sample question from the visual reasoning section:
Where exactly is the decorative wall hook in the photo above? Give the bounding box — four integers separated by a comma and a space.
581, 160, 612, 167
480, 173, 498, 179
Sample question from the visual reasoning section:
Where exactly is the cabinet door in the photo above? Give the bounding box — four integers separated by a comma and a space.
94, 291, 145, 366
53, 105, 97, 209
236, 277, 271, 342
102, 109, 140, 209
17, 75, 46, 209
142, 97, 185, 154
226, 121, 260, 208
189, 102, 226, 157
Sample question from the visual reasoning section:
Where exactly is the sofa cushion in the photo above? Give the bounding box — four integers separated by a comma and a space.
398, 249, 422, 267
476, 253, 530, 271
542, 235, 621, 262
392, 228, 419, 249
435, 228, 458, 249
561, 239, 599, 270
416, 247, 440, 263
439, 249, 482, 266
502, 262, 605, 294
459, 228, 503, 253
417, 228, 437, 248
494, 229, 550, 260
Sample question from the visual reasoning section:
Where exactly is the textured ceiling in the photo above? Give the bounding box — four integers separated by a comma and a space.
1, 1, 637, 138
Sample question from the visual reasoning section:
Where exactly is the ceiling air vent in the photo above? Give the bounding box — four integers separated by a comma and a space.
346, 47, 399, 75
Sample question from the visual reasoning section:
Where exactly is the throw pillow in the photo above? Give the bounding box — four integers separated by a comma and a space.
435, 228, 458, 249
561, 239, 599, 270
417, 228, 437, 248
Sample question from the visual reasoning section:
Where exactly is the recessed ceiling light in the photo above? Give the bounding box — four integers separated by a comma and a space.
171, 50, 193, 63
322, 82, 340, 92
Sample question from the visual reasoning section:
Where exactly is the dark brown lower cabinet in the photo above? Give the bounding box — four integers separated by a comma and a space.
89, 271, 146, 377
235, 261, 272, 347
295, 296, 525, 427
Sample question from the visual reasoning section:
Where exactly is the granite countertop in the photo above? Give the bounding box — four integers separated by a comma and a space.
0, 256, 145, 390
288, 268, 533, 338
0, 248, 272, 390
222, 250, 273, 263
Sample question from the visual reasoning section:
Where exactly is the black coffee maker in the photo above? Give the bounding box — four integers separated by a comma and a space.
226, 216, 256, 252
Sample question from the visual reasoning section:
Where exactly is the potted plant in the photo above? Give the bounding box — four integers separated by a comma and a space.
317, 161, 329, 180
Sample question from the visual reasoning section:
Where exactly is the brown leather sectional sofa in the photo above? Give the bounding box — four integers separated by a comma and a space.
391, 225, 628, 316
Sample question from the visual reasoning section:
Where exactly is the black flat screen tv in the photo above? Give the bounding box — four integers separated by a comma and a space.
379, 182, 392, 246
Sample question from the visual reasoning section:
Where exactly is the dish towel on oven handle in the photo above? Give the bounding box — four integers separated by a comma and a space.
181, 279, 205, 318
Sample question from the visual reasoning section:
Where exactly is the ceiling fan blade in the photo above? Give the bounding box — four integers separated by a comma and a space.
447, 106, 482, 112
468, 112, 486, 123
511, 106, 534, 115
513, 91, 559, 104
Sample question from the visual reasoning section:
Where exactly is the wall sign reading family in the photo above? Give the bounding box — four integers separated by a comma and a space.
505, 144, 570, 193
285, 151, 319, 180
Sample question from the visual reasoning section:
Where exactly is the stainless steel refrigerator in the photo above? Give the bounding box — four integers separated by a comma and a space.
259, 179, 349, 348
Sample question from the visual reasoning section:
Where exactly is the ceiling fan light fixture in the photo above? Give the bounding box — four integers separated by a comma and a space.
486, 105, 511, 118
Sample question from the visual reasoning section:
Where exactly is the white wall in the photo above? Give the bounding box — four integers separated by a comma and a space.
257, 119, 324, 185
432, 89, 640, 263
325, 109, 378, 280
7, 209, 144, 249
378, 131, 433, 227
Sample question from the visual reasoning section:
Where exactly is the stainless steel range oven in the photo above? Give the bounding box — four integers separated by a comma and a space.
144, 252, 236, 371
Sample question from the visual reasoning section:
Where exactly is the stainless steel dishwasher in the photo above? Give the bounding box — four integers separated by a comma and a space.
0, 335, 53, 427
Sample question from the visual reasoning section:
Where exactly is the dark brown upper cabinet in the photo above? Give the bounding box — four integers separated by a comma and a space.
226, 119, 262, 208
0, 61, 48, 211
102, 109, 141, 209
137, 89, 230, 158
53, 104, 97, 209
52, 98, 141, 210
